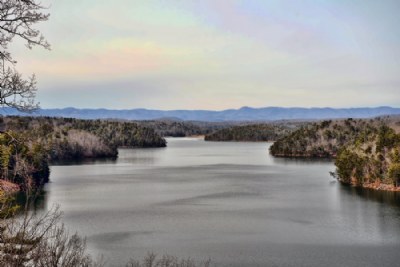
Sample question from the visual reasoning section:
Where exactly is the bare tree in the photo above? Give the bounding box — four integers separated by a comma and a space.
0, 204, 105, 267
0, 0, 50, 111
126, 253, 211, 267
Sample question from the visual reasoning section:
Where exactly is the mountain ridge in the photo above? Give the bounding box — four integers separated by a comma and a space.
1, 106, 399, 122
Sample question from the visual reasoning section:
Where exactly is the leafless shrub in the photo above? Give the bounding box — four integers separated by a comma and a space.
0, 205, 103, 267
126, 252, 211, 267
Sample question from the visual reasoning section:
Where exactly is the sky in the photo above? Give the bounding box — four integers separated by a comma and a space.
10, 0, 400, 110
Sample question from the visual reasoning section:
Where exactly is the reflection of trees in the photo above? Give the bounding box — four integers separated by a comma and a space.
340, 184, 400, 208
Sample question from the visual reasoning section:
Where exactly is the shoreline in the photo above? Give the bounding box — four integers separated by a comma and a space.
271, 153, 335, 158
204, 139, 274, 143
342, 180, 400, 192
270, 154, 400, 193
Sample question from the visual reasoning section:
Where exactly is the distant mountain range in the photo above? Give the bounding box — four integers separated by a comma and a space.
1, 106, 400, 122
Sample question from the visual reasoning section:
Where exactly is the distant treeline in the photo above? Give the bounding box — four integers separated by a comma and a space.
270, 116, 400, 190
135, 120, 234, 137
0, 116, 166, 191
204, 123, 302, 142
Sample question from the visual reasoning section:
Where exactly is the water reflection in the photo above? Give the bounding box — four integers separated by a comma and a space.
271, 155, 334, 165
15, 189, 47, 212
51, 157, 117, 166
117, 148, 164, 165
340, 183, 400, 208
39, 138, 400, 267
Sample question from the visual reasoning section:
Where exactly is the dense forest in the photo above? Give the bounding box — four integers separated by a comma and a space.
0, 116, 166, 192
3, 116, 167, 159
270, 117, 398, 157
204, 123, 303, 142
0, 130, 50, 191
270, 116, 400, 190
335, 124, 400, 190
135, 120, 235, 137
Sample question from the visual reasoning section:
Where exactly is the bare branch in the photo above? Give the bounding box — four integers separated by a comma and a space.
0, 0, 50, 112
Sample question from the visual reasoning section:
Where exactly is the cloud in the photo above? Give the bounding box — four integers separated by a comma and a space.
9, 0, 400, 109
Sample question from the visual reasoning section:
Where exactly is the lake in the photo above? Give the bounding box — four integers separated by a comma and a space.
42, 137, 400, 267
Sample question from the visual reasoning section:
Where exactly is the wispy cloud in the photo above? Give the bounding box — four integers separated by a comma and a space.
11, 0, 400, 109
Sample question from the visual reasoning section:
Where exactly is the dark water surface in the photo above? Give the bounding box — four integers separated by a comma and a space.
43, 138, 400, 267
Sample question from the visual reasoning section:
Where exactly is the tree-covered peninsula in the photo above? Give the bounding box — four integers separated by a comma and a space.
270, 116, 400, 190
0, 116, 166, 192
335, 124, 400, 190
270, 118, 392, 157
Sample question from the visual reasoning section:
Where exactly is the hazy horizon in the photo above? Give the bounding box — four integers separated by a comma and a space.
10, 0, 400, 110
8, 105, 400, 112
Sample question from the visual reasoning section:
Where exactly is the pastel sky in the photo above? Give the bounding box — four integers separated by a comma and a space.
10, 0, 400, 110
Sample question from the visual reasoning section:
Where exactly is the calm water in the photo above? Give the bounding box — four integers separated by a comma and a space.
42, 138, 400, 267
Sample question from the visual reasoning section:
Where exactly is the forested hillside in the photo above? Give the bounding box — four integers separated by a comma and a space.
204, 123, 302, 142
135, 120, 234, 137
270, 116, 400, 190
270, 117, 398, 157
0, 130, 50, 191
2, 116, 166, 160
335, 124, 400, 190
0, 116, 166, 192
